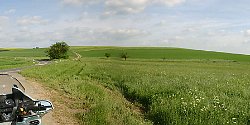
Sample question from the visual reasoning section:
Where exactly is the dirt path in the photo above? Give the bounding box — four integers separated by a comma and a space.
73, 52, 82, 60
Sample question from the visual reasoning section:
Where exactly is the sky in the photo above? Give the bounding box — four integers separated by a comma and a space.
1, 0, 250, 54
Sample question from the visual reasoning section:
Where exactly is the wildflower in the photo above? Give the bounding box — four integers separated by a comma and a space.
182, 102, 187, 106
232, 118, 237, 124
196, 99, 200, 102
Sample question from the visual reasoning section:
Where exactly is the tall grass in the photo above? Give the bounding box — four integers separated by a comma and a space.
22, 57, 250, 125
85, 59, 250, 125
22, 60, 151, 125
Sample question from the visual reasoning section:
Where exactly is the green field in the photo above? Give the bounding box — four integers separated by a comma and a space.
0, 48, 49, 70
21, 47, 250, 125
0, 48, 47, 57
0, 57, 32, 70
71, 46, 250, 62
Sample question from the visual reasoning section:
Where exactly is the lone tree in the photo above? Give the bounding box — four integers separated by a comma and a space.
46, 41, 69, 59
121, 52, 128, 61
162, 57, 166, 61
104, 53, 111, 58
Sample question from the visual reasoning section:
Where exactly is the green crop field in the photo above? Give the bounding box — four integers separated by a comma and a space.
0, 48, 50, 70
71, 46, 250, 62
0, 57, 33, 70
0, 48, 47, 57
21, 46, 250, 125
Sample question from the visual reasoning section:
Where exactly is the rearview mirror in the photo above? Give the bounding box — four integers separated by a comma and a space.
35, 100, 53, 116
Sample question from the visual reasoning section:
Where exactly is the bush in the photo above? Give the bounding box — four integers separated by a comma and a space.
46, 41, 69, 59
121, 52, 128, 61
104, 53, 111, 58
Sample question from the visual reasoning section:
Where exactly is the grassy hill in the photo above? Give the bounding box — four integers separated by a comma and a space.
21, 46, 250, 125
71, 46, 250, 62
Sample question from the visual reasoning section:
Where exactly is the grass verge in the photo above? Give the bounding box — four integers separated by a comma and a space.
21, 60, 151, 125
22, 57, 250, 125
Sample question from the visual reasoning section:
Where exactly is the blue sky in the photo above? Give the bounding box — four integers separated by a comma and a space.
1, 0, 250, 54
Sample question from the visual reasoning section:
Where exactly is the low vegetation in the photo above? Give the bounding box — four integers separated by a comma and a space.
0, 48, 48, 70
21, 46, 250, 125
0, 48, 47, 57
22, 60, 151, 125
0, 57, 33, 70
72, 47, 250, 62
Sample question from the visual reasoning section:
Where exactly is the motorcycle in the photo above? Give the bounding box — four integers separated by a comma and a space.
0, 74, 53, 125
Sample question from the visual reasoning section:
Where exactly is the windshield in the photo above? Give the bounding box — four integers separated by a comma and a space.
0, 74, 25, 95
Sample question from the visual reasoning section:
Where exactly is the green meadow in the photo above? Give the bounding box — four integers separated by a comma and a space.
0, 48, 47, 57
71, 46, 250, 61
0, 48, 49, 70
19, 46, 250, 125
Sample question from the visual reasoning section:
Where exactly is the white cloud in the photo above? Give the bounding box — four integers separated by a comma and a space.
104, 0, 148, 15
244, 29, 250, 36
47, 26, 149, 46
105, 0, 186, 15
103, 28, 149, 39
4, 9, 16, 14
61, 0, 186, 15
0, 16, 10, 29
61, 0, 101, 6
0, 16, 9, 24
62, 0, 83, 5
17, 16, 49, 26
155, 0, 186, 6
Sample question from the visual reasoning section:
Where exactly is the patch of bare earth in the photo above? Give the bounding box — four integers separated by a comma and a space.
9, 73, 79, 125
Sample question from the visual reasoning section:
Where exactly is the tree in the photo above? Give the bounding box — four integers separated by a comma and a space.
46, 41, 69, 59
104, 53, 111, 58
121, 52, 128, 61
162, 57, 166, 61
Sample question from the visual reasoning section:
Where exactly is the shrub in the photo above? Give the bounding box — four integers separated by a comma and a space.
46, 41, 69, 59
121, 52, 128, 61
104, 53, 111, 58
